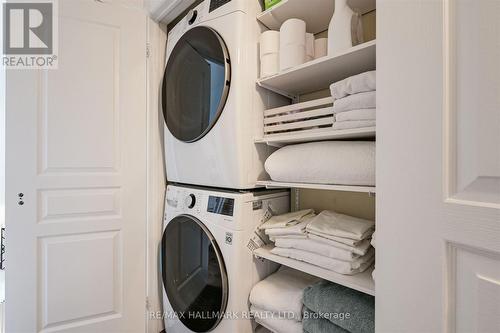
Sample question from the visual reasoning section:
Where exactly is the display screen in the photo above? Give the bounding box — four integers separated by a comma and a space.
210, 0, 231, 12
207, 196, 234, 216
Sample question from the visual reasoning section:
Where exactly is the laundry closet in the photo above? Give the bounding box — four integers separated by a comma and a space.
4, 0, 500, 333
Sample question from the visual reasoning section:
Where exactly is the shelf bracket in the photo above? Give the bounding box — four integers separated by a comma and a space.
257, 81, 297, 100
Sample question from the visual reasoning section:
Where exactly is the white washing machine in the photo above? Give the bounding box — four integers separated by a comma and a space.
161, 184, 290, 333
162, 0, 287, 189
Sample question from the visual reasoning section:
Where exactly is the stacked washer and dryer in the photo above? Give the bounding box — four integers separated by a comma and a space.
160, 1, 290, 332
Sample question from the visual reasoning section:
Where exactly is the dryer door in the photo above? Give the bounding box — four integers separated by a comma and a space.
162, 26, 231, 143
161, 215, 229, 332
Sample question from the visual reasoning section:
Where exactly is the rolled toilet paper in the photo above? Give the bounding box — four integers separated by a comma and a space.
314, 38, 328, 59
306, 33, 315, 61
260, 30, 280, 57
280, 18, 306, 46
279, 44, 306, 71
260, 53, 279, 78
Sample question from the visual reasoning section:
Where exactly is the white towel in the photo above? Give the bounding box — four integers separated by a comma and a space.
269, 235, 307, 242
333, 91, 376, 114
307, 233, 372, 256
335, 108, 376, 122
274, 238, 360, 261
371, 231, 376, 248
271, 247, 375, 275
307, 230, 364, 247
306, 211, 375, 241
330, 71, 376, 99
249, 266, 319, 321
265, 216, 314, 238
251, 306, 303, 333
259, 209, 314, 230
332, 120, 376, 130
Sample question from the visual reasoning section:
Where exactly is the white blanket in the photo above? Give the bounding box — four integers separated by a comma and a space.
274, 238, 360, 261
265, 141, 375, 186
249, 266, 319, 321
251, 306, 303, 333
259, 209, 314, 230
332, 120, 376, 130
333, 91, 376, 113
307, 233, 372, 256
335, 108, 376, 121
271, 247, 375, 275
330, 71, 376, 99
306, 210, 375, 241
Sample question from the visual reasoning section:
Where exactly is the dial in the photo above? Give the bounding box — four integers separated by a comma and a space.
187, 9, 197, 25
185, 194, 196, 209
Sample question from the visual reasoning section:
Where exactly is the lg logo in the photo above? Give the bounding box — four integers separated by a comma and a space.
3, 2, 54, 55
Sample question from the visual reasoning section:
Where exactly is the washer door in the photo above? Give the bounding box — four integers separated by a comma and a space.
162, 26, 231, 143
161, 215, 229, 332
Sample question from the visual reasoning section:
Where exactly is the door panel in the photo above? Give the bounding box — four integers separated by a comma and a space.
5, 1, 147, 332
378, 0, 500, 332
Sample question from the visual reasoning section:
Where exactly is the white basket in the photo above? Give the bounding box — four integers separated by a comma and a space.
263, 97, 334, 137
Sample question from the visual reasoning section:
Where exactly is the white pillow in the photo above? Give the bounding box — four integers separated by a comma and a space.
265, 141, 375, 186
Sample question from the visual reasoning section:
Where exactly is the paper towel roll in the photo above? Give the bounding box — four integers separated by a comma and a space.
279, 44, 306, 71
260, 53, 279, 78
314, 38, 328, 59
306, 33, 315, 61
260, 31, 280, 57
279, 18, 306, 46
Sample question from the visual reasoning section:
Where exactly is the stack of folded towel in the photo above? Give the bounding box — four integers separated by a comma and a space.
249, 266, 320, 333
266, 210, 375, 275
303, 280, 375, 333
370, 231, 376, 281
330, 71, 376, 130
259, 209, 315, 242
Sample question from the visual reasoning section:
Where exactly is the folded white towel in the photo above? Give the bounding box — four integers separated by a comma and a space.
259, 209, 314, 230
333, 91, 376, 114
335, 108, 376, 122
275, 238, 360, 261
271, 247, 375, 275
306, 210, 375, 241
371, 231, 376, 248
307, 230, 365, 247
330, 71, 376, 99
307, 233, 372, 256
249, 266, 319, 321
251, 306, 303, 333
265, 216, 314, 238
332, 120, 376, 130
269, 235, 307, 242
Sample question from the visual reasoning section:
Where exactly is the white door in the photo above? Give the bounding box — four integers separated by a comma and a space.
378, 0, 500, 332
5, 1, 147, 332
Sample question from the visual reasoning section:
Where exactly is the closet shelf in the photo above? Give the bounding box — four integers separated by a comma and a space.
257, 0, 334, 34
257, 0, 375, 34
257, 40, 376, 98
257, 180, 376, 194
256, 127, 376, 146
254, 245, 375, 296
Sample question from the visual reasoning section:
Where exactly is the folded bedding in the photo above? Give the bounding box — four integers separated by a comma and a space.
265, 218, 313, 238
307, 231, 365, 247
270, 247, 374, 275
306, 211, 375, 241
307, 234, 372, 256
251, 306, 303, 333
303, 307, 349, 333
332, 120, 376, 130
335, 108, 376, 122
330, 71, 376, 99
265, 141, 375, 186
333, 91, 376, 114
249, 266, 319, 321
303, 281, 375, 333
274, 238, 361, 261
259, 209, 314, 230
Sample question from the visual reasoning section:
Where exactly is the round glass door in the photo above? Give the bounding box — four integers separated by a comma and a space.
162, 26, 231, 143
161, 215, 228, 332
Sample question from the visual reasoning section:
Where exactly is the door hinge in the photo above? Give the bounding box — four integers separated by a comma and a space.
146, 43, 151, 58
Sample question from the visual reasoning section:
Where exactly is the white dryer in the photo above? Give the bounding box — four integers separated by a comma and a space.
162, 0, 286, 189
161, 184, 290, 333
